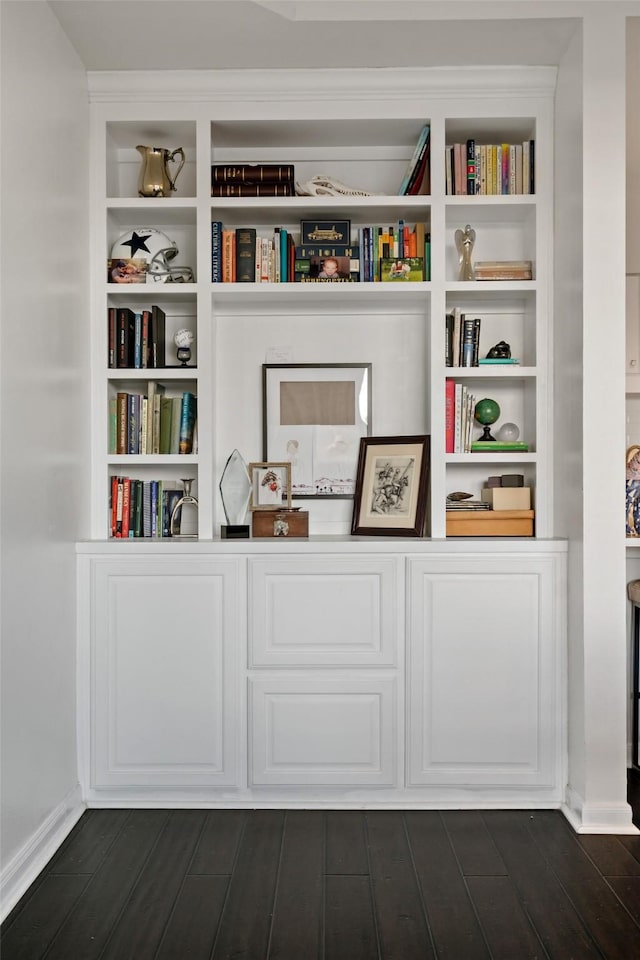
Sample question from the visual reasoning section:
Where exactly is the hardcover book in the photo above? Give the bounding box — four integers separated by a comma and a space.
211, 163, 295, 184
235, 227, 257, 282
211, 182, 294, 197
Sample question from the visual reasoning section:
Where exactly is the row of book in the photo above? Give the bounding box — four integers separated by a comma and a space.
445, 380, 478, 453
211, 163, 295, 197
397, 124, 431, 196
446, 311, 481, 367
446, 139, 535, 195
211, 222, 431, 283
109, 388, 197, 456
110, 476, 185, 539
108, 305, 166, 369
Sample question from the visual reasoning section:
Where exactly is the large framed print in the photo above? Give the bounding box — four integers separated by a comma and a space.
351, 435, 430, 537
263, 363, 372, 498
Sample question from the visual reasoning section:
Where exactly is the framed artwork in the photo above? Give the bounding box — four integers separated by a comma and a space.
262, 363, 372, 498
248, 462, 292, 511
351, 435, 430, 537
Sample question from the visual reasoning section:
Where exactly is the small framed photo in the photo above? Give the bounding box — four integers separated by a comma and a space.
351, 435, 430, 537
248, 462, 292, 511
380, 257, 424, 282
107, 258, 148, 284
300, 219, 351, 247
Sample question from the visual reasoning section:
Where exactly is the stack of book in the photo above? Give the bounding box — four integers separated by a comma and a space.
446, 309, 481, 367
446, 139, 535, 195
211, 163, 295, 197
110, 476, 185, 539
474, 260, 533, 281
109, 388, 197, 456
108, 305, 166, 369
397, 124, 431, 196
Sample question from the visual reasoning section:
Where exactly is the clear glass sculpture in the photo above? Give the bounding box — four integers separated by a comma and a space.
219, 450, 251, 536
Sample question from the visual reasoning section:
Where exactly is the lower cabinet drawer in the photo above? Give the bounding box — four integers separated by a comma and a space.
249, 675, 397, 786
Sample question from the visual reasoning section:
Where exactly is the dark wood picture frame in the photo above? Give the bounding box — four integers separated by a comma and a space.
351, 435, 430, 537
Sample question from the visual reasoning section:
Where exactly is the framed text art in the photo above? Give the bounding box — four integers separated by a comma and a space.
351, 435, 430, 537
262, 363, 372, 498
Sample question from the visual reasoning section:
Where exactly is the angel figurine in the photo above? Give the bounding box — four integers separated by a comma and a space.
455, 224, 476, 281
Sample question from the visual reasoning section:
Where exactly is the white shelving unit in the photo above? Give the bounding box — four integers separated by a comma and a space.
90, 70, 554, 540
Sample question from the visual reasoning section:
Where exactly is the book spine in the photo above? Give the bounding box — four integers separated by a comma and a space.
235, 227, 257, 282
121, 477, 131, 539
398, 123, 429, 195
528, 139, 535, 193
116, 392, 127, 455
466, 138, 476, 195
222, 230, 234, 282
445, 379, 455, 454
454, 382, 463, 453
210, 182, 293, 197
141, 310, 150, 369
211, 220, 223, 282
461, 317, 475, 367
472, 317, 481, 365
115, 477, 124, 538
178, 392, 197, 454
445, 313, 454, 367
110, 475, 118, 538
211, 163, 294, 184
150, 305, 166, 368
117, 308, 135, 368
134, 313, 142, 369
108, 307, 116, 368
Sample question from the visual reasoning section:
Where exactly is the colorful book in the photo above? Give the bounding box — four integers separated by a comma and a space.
178, 392, 197, 454
445, 379, 455, 454
235, 227, 256, 282
398, 124, 430, 195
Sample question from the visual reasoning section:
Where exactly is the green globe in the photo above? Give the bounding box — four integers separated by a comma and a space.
474, 398, 500, 441
474, 398, 500, 425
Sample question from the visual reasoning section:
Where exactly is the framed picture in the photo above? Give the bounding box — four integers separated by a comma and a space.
263, 363, 372, 498
351, 435, 430, 537
248, 462, 292, 511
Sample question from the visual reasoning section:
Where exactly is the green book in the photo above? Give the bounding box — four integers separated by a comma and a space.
471, 441, 529, 452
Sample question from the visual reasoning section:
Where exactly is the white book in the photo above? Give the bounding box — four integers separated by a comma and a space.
454, 382, 463, 454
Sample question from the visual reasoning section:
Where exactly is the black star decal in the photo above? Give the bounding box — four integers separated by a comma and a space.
121, 231, 151, 256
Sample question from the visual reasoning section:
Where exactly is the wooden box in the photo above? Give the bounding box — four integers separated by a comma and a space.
252, 510, 309, 538
446, 509, 534, 537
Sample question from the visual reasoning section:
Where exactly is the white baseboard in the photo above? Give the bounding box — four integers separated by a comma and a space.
562, 785, 639, 834
1, 784, 86, 922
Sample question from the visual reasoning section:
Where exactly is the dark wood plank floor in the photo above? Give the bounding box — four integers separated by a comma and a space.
2, 786, 640, 960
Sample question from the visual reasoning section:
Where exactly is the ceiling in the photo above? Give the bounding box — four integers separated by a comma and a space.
47, 0, 580, 73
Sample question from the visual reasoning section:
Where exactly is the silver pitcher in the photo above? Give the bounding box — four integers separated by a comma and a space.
136, 145, 185, 197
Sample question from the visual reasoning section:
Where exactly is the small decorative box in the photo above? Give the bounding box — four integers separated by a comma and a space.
252, 510, 309, 538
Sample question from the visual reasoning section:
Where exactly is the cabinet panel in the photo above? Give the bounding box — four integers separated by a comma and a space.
407, 555, 562, 789
249, 676, 397, 785
91, 558, 242, 787
248, 557, 400, 666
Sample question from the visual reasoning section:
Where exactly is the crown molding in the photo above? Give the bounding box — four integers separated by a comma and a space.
87, 66, 557, 103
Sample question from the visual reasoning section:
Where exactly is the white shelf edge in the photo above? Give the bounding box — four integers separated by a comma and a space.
444, 366, 536, 378
107, 368, 199, 380
447, 453, 537, 463
107, 455, 199, 465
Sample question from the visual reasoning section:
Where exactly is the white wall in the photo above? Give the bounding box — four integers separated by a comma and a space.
560, 10, 631, 831
554, 22, 586, 808
0, 1, 90, 914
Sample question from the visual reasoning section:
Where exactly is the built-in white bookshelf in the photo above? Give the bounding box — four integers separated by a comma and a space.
90, 68, 554, 540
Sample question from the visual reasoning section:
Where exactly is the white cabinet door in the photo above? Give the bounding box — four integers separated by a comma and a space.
627, 274, 640, 392
248, 556, 401, 667
249, 676, 397, 786
407, 554, 564, 793
90, 558, 243, 788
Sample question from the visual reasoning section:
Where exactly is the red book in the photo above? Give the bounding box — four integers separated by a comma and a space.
121, 477, 131, 539
445, 379, 456, 454
111, 475, 119, 538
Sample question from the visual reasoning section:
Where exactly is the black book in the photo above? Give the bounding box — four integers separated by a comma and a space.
472, 317, 481, 365
116, 307, 136, 368
211, 163, 294, 185
150, 305, 166, 369
235, 227, 256, 282
445, 313, 454, 367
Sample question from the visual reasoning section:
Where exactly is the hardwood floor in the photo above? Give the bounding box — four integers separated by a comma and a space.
2, 800, 640, 960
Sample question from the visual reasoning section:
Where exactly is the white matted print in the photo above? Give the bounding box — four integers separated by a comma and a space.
263, 363, 371, 498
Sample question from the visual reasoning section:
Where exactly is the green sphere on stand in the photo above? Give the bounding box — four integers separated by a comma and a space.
474, 398, 500, 441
